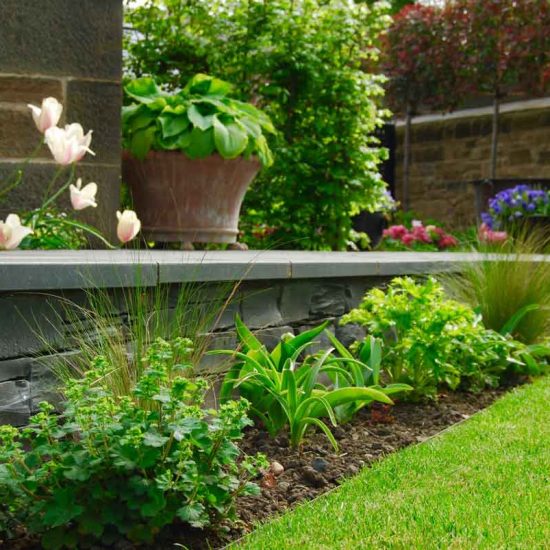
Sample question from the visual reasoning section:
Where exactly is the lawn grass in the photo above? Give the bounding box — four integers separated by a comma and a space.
234, 377, 550, 550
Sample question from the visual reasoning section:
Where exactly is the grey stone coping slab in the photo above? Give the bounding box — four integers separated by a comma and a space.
0, 250, 548, 292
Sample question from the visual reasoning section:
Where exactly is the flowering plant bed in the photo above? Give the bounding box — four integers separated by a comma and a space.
481, 185, 550, 230
0, 385, 515, 550
380, 220, 458, 251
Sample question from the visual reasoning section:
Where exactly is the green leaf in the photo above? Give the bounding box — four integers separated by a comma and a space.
237, 116, 262, 138
130, 125, 156, 159
158, 113, 190, 138
184, 127, 215, 159
43, 488, 84, 527
184, 73, 233, 96
143, 432, 169, 447
141, 489, 166, 517
125, 77, 166, 104
177, 502, 208, 528
188, 104, 214, 130
500, 304, 540, 336
235, 314, 264, 352
213, 117, 249, 159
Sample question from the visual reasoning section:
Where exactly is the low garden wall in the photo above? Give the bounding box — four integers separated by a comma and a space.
395, 97, 550, 227
0, 250, 474, 425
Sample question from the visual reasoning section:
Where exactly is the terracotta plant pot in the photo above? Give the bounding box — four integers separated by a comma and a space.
122, 151, 261, 243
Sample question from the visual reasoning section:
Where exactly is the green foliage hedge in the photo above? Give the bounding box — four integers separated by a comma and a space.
124, 0, 392, 250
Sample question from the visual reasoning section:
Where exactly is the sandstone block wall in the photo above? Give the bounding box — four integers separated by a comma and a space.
0, 0, 123, 237
394, 101, 550, 228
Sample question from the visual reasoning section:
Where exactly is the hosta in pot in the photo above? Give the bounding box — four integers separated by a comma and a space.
122, 75, 275, 243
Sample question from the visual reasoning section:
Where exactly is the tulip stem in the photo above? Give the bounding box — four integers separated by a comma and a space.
40, 164, 76, 211
0, 140, 44, 204
42, 165, 67, 203
55, 217, 116, 249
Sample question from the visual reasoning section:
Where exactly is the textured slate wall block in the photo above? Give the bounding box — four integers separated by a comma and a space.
0, 75, 63, 104
0, 0, 122, 80
65, 79, 122, 165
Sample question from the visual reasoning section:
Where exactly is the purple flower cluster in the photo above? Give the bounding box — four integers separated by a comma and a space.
481, 185, 549, 229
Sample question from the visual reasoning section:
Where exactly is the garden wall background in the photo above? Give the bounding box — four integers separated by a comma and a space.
395, 98, 550, 227
0, 0, 123, 236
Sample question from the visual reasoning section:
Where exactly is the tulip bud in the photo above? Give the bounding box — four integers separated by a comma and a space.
70, 178, 98, 210
116, 210, 141, 244
0, 214, 33, 250
27, 97, 63, 133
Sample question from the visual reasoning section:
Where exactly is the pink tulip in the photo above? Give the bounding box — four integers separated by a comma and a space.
70, 178, 98, 210
0, 214, 33, 250
116, 210, 141, 243
45, 123, 94, 165
27, 97, 63, 133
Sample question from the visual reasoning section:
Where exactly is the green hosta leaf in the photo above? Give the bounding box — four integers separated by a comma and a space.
254, 135, 274, 167
185, 127, 215, 159
213, 117, 249, 159
125, 77, 167, 105
157, 131, 192, 151
188, 103, 214, 130
185, 73, 233, 96
177, 502, 208, 528
130, 126, 156, 159
127, 108, 156, 132
237, 116, 262, 138
158, 113, 190, 138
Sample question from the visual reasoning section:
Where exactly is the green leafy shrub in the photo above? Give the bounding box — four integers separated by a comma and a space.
342, 277, 547, 399
0, 338, 265, 549
214, 316, 406, 450
123, 74, 275, 165
124, 0, 391, 250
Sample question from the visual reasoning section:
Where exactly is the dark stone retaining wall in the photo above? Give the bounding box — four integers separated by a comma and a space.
0, 249, 506, 425
0, 277, 378, 426
0, 0, 123, 237
0, 250, 528, 425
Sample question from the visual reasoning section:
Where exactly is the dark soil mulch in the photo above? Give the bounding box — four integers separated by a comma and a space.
2, 387, 511, 550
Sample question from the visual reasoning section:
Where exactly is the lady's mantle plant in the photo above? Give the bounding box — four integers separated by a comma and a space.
0, 338, 265, 549
123, 74, 275, 166
0, 97, 141, 250
342, 277, 542, 400
481, 184, 550, 230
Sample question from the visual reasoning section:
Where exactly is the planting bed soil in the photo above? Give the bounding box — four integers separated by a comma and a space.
2, 387, 511, 550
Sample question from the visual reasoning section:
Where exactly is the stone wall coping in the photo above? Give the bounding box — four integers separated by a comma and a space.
395, 96, 550, 127
0, 250, 548, 292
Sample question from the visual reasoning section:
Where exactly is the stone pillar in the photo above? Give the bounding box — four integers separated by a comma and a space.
0, 0, 123, 238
